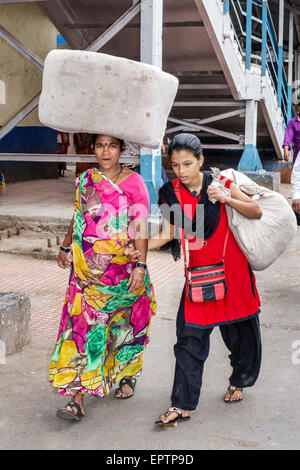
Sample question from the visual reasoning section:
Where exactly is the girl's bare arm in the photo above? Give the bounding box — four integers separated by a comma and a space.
148, 218, 175, 250
207, 184, 262, 219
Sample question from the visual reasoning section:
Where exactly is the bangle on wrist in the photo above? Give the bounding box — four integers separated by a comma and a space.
136, 262, 147, 270
60, 245, 71, 253
135, 267, 146, 275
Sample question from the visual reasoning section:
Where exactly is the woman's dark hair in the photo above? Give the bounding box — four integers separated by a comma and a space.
168, 133, 203, 160
91, 134, 125, 151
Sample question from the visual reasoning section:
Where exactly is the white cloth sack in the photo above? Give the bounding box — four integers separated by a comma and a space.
38, 50, 179, 149
210, 168, 297, 271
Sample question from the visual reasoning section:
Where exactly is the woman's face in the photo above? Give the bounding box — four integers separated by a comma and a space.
170, 149, 204, 185
93, 135, 122, 170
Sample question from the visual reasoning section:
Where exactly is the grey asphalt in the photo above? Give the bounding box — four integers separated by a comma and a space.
1, 227, 300, 450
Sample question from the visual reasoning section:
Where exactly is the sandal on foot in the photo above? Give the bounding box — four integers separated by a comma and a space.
115, 377, 136, 399
224, 385, 243, 404
155, 407, 191, 426
56, 401, 84, 421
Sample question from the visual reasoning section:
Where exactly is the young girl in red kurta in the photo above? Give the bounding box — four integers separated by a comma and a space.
148, 133, 262, 426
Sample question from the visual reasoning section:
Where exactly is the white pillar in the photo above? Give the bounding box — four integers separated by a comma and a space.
277, 0, 284, 109
238, 100, 263, 171
245, 100, 258, 147
287, 8, 294, 121
288, 9, 294, 87
140, 0, 164, 208
140, 0, 163, 68
296, 49, 300, 103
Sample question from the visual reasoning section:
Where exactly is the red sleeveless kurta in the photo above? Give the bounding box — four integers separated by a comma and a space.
173, 178, 261, 329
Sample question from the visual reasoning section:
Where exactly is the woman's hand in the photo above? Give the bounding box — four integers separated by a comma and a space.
57, 250, 71, 269
207, 185, 228, 204
57, 221, 74, 269
122, 163, 136, 169
124, 242, 141, 262
127, 267, 145, 294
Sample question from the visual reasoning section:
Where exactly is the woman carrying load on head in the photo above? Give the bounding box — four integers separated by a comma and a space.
50, 134, 156, 421
131, 133, 263, 426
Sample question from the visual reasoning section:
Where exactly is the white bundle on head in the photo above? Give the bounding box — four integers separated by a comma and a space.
38, 50, 179, 149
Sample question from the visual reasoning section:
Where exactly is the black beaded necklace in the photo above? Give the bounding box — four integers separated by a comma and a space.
102, 165, 123, 184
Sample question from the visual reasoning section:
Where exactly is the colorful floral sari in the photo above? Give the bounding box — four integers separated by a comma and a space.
49, 169, 156, 397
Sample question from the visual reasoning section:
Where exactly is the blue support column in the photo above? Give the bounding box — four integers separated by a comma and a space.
238, 144, 263, 171
261, 0, 267, 77
287, 85, 293, 123
287, 8, 294, 123
238, 100, 263, 171
140, 0, 163, 209
223, 0, 229, 15
277, 46, 283, 109
246, 0, 253, 70
277, 0, 284, 109
57, 34, 67, 46
140, 148, 163, 206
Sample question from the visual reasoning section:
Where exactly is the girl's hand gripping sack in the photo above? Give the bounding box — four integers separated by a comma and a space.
211, 168, 297, 271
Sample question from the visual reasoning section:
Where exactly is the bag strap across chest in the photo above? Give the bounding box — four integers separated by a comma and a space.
173, 179, 229, 273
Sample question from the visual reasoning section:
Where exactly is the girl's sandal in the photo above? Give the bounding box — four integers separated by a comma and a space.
56, 401, 84, 421
115, 377, 137, 399
155, 407, 191, 427
224, 385, 243, 404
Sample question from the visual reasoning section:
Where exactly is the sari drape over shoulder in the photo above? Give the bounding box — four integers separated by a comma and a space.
49, 169, 156, 397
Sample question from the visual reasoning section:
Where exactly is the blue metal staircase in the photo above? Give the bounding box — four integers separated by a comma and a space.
225, 0, 291, 124
194, 0, 289, 171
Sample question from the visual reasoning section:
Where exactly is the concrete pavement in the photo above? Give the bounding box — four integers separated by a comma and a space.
0, 170, 300, 450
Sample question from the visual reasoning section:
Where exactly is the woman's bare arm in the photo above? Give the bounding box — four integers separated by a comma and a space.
57, 216, 74, 269
132, 218, 148, 263
62, 216, 74, 247
127, 218, 148, 293
124, 217, 175, 261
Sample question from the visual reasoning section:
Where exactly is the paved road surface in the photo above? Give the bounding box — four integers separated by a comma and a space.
0, 230, 300, 450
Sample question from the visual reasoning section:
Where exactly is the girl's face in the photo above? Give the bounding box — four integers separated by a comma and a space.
170, 149, 204, 185
93, 135, 122, 170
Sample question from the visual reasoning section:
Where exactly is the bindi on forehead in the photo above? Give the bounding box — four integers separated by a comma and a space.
95, 138, 119, 146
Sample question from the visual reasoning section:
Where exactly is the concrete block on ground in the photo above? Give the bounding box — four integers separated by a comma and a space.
0, 292, 31, 356
241, 170, 281, 192
263, 160, 293, 184
39, 50, 179, 148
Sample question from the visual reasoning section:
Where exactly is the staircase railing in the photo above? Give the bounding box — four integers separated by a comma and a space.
223, 0, 292, 126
